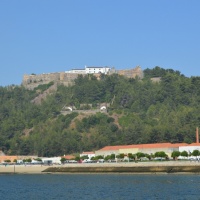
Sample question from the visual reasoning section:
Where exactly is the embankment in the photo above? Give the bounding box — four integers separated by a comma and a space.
42, 161, 200, 173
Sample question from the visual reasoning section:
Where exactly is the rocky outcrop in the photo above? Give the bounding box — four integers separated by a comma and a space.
31, 83, 58, 105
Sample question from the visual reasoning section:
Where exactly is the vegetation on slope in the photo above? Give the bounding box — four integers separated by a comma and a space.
0, 66, 200, 156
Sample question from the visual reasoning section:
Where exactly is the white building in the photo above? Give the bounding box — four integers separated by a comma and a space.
42, 157, 61, 165
85, 66, 110, 74
80, 152, 95, 160
179, 144, 200, 154
65, 66, 111, 75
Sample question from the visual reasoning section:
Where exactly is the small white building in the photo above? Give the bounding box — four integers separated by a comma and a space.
80, 152, 95, 160
42, 157, 61, 165
100, 106, 107, 112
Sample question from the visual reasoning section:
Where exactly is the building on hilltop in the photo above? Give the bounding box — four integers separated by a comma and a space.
85, 66, 111, 74
22, 66, 143, 89
65, 66, 111, 75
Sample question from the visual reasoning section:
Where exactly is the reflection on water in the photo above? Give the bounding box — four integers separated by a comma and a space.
0, 174, 199, 200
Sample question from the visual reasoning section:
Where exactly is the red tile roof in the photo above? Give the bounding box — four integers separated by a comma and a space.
62, 155, 75, 160
97, 143, 190, 151
188, 143, 200, 146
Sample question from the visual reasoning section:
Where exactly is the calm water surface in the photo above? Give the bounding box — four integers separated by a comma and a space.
0, 174, 200, 200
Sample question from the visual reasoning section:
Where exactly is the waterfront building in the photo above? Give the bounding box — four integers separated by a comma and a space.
95, 143, 200, 158
0, 156, 18, 163
80, 152, 95, 160
95, 128, 200, 158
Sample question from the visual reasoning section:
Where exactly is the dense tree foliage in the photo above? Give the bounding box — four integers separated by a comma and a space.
1, 67, 200, 156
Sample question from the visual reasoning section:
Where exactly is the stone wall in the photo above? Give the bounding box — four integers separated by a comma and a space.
23, 73, 61, 90
43, 163, 200, 173
22, 66, 143, 89
117, 66, 143, 79
22, 72, 78, 89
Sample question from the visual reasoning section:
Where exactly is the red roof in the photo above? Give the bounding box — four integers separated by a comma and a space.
98, 143, 190, 151
62, 155, 75, 160
188, 143, 200, 146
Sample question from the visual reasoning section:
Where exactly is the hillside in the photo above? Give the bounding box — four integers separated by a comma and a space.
0, 66, 200, 156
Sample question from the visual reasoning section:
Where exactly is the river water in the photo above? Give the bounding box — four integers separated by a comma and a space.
0, 174, 199, 200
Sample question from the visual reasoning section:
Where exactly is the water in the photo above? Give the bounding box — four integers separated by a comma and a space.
0, 174, 200, 200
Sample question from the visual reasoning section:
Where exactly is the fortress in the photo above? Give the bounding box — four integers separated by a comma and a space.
22, 66, 143, 89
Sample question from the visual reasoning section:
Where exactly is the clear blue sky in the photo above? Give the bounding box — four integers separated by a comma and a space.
0, 0, 200, 86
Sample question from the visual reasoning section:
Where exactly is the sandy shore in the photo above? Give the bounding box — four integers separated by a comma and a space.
0, 165, 50, 174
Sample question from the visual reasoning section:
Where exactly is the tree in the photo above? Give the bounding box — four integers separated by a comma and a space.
91, 155, 103, 160
80, 155, 89, 160
104, 155, 111, 161
119, 153, 125, 159
180, 151, 188, 158
145, 153, 151, 160
4, 159, 11, 163
155, 151, 167, 160
110, 154, 115, 160
192, 150, 199, 157
23, 158, 32, 163
60, 157, 67, 164
136, 152, 145, 159
75, 156, 80, 161
171, 151, 180, 160
35, 158, 42, 161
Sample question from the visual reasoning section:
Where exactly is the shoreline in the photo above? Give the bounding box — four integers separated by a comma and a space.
1, 161, 200, 174
0, 165, 50, 174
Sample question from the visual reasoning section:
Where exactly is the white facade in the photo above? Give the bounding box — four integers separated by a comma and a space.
42, 157, 61, 164
85, 67, 110, 74
80, 152, 95, 160
65, 66, 111, 75
179, 146, 200, 154
95, 150, 120, 157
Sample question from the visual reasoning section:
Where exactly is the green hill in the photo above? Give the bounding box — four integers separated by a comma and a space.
0, 66, 200, 156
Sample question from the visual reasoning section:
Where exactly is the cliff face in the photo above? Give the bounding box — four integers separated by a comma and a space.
22, 66, 143, 89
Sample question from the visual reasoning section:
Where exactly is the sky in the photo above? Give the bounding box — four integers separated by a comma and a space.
0, 0, 200, 86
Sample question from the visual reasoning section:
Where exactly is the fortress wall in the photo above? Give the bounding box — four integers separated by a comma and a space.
23, 73, 61, 89
22, 67, 144, 89
61, 73, 80, 81
60, 73, 83, 86
117, 66, 143, 79
23, 73, 60, 84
